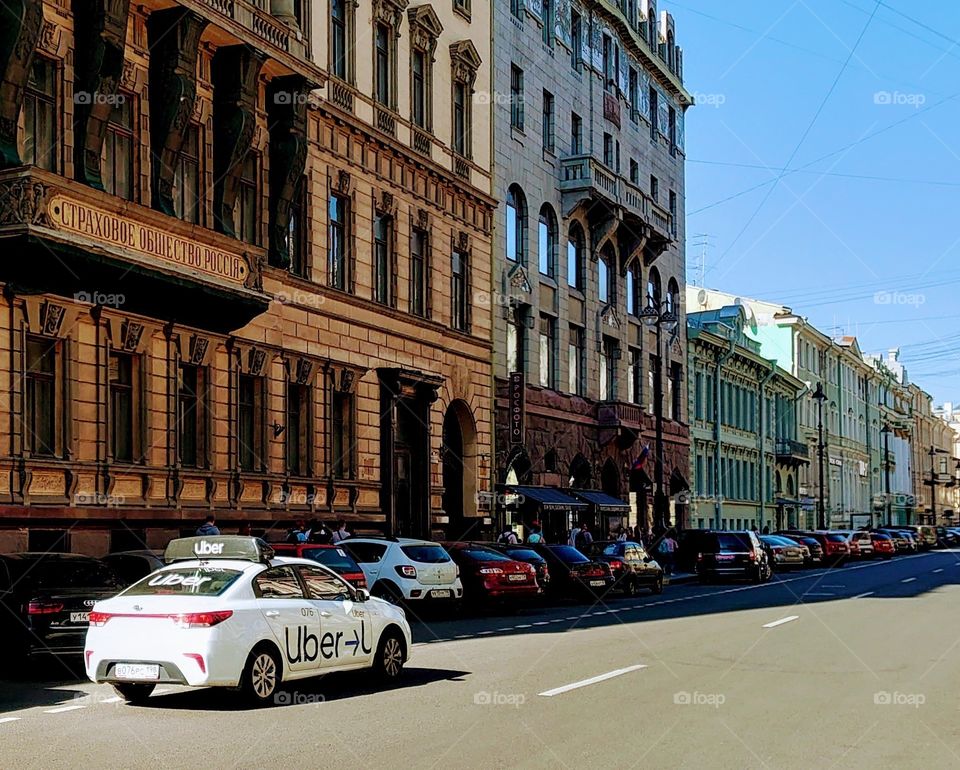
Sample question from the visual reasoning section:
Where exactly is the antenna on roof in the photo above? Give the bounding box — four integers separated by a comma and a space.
690, 234, 715, 287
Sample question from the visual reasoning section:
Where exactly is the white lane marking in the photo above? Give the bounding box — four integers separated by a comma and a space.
854, 591, 874, 599
515, 624, 532, 629
0, 718, 20, 724
44, 705, 86, 714
539, 664, 647, 697
532, 621, 550, 626
477, 630, 494, 635
821, 584, 846, 588
902, 577, 917, 583
101, 696, 123, 704
763, 615, 799, 629
933, 568, 944, 574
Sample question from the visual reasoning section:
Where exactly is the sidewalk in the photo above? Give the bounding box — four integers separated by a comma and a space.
664, 570, 697, 586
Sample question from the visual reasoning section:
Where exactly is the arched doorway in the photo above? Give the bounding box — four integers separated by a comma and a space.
601, 459, 620, 497
569, 454, 592, 488
442, 401, 479, 540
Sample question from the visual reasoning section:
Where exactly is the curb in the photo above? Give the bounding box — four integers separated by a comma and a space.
664, 572, 698, 586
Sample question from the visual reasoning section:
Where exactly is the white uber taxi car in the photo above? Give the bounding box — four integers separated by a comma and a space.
84, 536, 411, 705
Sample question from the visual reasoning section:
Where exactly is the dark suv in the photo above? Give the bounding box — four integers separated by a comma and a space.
0, 553, 123, 661
695, 531, 771, 583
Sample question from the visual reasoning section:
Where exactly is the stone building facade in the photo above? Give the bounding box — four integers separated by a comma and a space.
0, 0, 494, 554
491, 0, 692, 537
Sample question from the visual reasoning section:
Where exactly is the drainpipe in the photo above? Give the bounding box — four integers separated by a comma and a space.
714, 337, 735, 529
758, 363, 777, 532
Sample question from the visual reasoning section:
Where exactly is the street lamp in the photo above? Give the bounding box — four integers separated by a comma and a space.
641, 298, 678, 535
813, 382, 827, 530
880, 423, 892, 526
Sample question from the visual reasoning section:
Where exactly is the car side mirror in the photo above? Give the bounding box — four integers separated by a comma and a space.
355, 588, 370, 602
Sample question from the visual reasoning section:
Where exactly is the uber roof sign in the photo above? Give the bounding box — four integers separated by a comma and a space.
164, 536, 276, 564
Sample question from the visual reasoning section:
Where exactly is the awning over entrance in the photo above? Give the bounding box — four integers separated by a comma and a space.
568, 489, 630, 514
776, 498, 801, 506
506, 486, 588, 513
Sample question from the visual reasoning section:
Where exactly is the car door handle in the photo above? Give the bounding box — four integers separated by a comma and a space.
319, 611, 332, 617
264, 610, 280, 618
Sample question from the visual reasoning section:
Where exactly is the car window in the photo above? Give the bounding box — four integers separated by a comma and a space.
503, 548, 542, 562
254, 566, 305, 599
600, 544, 622, 557
301, 547, 361, 574
825, 534, 847, 543
461, 547, 513, 562
716, 533, 750, 551
34, 559, 121, 589
342, 542, 387, 564
298, 567, 351, 601
400, 545, 451, 564
548, 546, 590, 563
125, 567, 242, 597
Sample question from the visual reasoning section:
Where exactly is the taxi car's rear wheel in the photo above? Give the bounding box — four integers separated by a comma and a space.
242, 646, 281, 705
373, 630, 405, 681
113, 682, 156, 704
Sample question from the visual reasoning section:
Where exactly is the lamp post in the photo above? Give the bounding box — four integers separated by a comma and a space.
813, 382, 827, 530
881, 423, 892, 525
640, 299, 678, 536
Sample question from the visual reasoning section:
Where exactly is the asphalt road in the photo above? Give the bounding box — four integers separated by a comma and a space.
2, 550, 959, 769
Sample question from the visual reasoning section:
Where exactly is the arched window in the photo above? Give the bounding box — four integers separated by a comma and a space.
775, 470, 782, 493
626, 262, 642, 316
538, 204, 557, 277
646, 266, 661, 308
666, 277, 680, 316
506, 185, 527, 263
598, 245, 615, 305
567, 223, 584, 290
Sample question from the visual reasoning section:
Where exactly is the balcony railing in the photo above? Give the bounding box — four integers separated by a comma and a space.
560, 155, 673, 243
776, 438, 810, 463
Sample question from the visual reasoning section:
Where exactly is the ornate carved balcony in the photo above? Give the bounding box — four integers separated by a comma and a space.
776, 438, 811, 465
0, 167, 270, 332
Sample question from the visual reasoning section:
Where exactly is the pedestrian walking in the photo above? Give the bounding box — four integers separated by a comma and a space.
574, 522, 593, 551
331, 519, 350, 543
308, 520, 333, 544
616, 526, 628, 542
497, 524, 519, 545
526, 521, 544, 544
196, 515, 220, 537
287, 519, 309, 544
568, 522, 580, 547
658, 533, 678, 575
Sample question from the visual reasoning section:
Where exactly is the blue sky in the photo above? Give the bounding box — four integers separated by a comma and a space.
667, 0, 960, 404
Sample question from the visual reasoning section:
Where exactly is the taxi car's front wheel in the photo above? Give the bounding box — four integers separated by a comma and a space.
242, 646, 281, 705
113, 682, 156, 704
373, 630, 405, 681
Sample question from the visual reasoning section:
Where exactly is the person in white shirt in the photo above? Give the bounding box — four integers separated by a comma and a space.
331, 519, 350, 543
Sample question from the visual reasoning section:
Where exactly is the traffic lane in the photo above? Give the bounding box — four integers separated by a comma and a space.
412, 550, 960, 645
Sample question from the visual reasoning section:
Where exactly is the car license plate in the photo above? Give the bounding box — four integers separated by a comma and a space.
589, 580, 606, 587
430, 589, 452, 599
508, 574, 526, 582
115, 663, 159, 681
70, 612, 90, 623
717, 554, 735, 561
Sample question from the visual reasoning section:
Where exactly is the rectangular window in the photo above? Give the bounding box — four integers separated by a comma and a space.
178, 363, 206, 468
669, 190, 677, 237
410, 227, 427, 317
237, 374, 263, 472
453, 82, 469, 156
452, 248, 468, 331
542, 0, 554, 47
332, 391, 354, 479
328, 193, 349, 290
603, 133, 614, 167
628, 348, 642, 405
571, 11, 582, 70
602, 35, 614, 92
22, 58, 58, 172
650, 175, 659, 202
538, 314, 556, 389
510, 65, 524, 130
629, 159, 639, 184
669, 106, 677, 150
706, 374, 714, 421
542, 90, 555, 153
173, 124, 201, 224
600, 337, 617, 401
671, 362, 682, 421
694, 372, 703, 420
412, 50, 426, 128
373, 213, 393, 305
511, 0, 523, 19
571, 112, 583, 154
235, 153, 258, 245
109, 351, 135, 463
331, 0, 349, 80
375, 23, 392, 106
24, 337, 58, 457
508, 310, 525, 374
286, 383, 311, 476
629, 68, 639, 121
568, 325, 584, 395
102, 97, 134, 201
288, 177, 308, 277
647, 354, 657, 415
649, 87, 658, 140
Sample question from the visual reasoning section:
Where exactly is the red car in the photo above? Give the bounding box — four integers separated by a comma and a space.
441, 542, 540, 604
870, 533, 895, 560
808, 532, 850, 565
270, 543, 367, 589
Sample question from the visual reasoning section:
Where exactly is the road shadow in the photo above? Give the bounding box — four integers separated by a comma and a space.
129, 666, 471, 712
0, 657, 90, 714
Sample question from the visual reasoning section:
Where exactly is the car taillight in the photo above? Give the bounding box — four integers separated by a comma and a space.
773, 547, 784, 554
172, 611, 233, 629
608, 559, 624, 571
696, 552, 703, 562
27, 600, 64, 615
479, 567, 503, 575
88, 611, 111, 626
749, 551, 758, 562
396, 565, 417, 579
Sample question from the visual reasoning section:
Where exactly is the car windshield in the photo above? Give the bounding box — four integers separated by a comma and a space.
549, 546, 591, 563
825, 534, 847, 543
401, 545, 451, 564
301, 548, 360, 574
461, 547, 513, 562
123, 567, 243, 597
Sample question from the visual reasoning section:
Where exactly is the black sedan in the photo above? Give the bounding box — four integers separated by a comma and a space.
582, 540, 663, 595
490, 544, 551, 591
0, 553, 123, 662
526, 544, 615, 601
